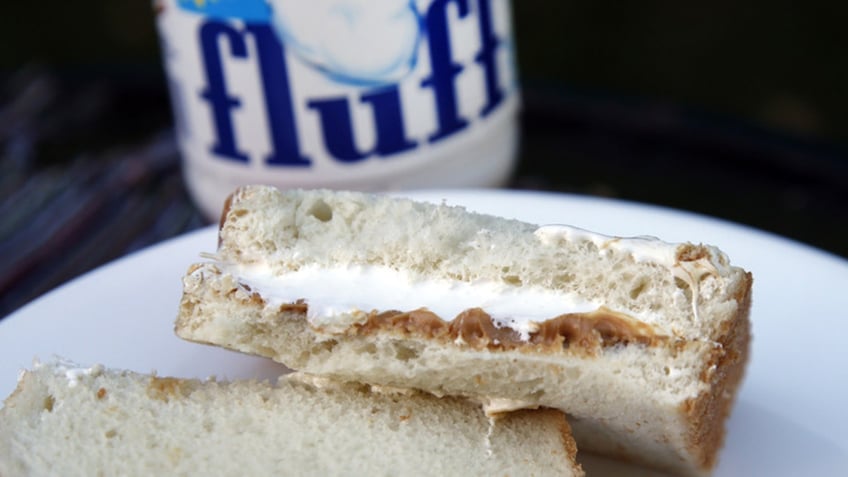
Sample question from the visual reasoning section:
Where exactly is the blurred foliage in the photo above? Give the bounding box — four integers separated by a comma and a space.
514, 1, 848, 146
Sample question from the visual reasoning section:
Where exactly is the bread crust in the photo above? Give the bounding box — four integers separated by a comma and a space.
683, 271, 753, 469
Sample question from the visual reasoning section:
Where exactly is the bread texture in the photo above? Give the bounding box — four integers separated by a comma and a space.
176, 185, 753, 476
0, 359, 582, 477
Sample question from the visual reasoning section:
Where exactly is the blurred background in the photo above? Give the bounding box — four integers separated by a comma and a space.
1, 1, 846, 318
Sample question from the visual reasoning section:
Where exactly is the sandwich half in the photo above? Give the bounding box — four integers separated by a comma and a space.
0, 359, 582, 477
176, 185, 753, 476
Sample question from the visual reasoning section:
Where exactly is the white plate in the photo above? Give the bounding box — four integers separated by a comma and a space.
2, 189, 847, 476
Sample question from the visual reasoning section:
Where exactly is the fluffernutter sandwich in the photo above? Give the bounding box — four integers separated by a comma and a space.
176, 185, 753, 476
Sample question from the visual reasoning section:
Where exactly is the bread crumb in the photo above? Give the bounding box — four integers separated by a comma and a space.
43, 395, 55, 412
168, 446, 184, 465
146, 377, 192, 402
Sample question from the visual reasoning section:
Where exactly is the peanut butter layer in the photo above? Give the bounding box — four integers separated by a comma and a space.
221, 268, 664, 353
310, 306, 665, 354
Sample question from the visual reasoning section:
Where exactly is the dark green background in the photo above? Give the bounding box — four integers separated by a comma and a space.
3, 2, 846, 145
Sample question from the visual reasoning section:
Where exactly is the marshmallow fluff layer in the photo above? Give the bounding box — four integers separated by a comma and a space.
206, 225, 734, 340
216, 262, 657, 339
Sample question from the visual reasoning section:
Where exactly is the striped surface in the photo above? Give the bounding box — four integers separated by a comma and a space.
1, 132, 207, 318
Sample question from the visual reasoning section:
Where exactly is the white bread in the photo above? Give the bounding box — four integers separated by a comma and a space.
176, 185, 753, 476
0, 359, 582, 477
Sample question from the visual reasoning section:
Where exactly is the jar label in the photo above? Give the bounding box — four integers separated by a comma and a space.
157, 0, 519, 190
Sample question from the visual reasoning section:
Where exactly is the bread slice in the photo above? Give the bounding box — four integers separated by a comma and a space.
176, 185, 753, 476
0, 359, 582, 477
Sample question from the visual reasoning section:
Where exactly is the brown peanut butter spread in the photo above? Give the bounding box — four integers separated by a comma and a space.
301, 304, 664, 354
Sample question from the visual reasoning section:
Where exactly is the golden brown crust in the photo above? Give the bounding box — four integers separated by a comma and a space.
219, 189, 240, 229
503, 408, 584, 476
217, 191, 236, 248
555, 410, 582, 472
682, 271, 753, 471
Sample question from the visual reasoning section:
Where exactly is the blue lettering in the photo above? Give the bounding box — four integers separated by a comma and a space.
195, 0, 509, 167
199, 21, 249, 162
246, 24, 310, 166
307, 97, 367, 162
362, 87, 418, 157
421, 0, 470, 143
308, 86, 416, 162
474, 0, 504, 117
